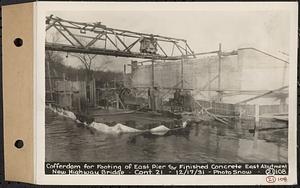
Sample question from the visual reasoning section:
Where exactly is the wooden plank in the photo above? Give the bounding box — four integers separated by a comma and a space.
236, 86, 288, 104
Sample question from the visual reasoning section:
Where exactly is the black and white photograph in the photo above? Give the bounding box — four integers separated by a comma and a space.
44, 5, 292, 166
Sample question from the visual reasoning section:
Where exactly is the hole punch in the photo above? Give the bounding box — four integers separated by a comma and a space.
14, 140, 24, 149
14, 38, 23, 47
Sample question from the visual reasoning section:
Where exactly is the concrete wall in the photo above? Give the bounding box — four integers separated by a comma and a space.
132, 55, 240, 90
130, 48, 288, 105
223, 49, 288, 104
238, 49, 288, 91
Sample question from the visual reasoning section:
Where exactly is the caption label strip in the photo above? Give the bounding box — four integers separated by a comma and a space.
45, 162, 288, 175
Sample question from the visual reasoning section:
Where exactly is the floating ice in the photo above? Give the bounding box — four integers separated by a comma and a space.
63, 110, 77, 120
46, 104, 182, 135
182, 121, 187, 128
150, 125, 170, 135
46, 104, 76, 120
89, 122, 142, 134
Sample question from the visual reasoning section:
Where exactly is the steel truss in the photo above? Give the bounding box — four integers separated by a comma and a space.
46, 15, 195, 60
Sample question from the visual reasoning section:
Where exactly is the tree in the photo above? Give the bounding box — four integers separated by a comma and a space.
45, 31, 65, 101
45, 30, 65, 78
69, 53, 97, 82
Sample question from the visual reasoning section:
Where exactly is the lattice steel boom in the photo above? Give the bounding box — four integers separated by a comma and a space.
45, 15, 195, 60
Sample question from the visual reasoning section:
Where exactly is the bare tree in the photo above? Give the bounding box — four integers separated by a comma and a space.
45, 31, 64, 101
46, 30, 65, 77
69, 53, 98, 110
70, 53, 97, 82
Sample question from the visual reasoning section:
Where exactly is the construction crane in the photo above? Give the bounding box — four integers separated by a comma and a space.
45, 15, 195, 60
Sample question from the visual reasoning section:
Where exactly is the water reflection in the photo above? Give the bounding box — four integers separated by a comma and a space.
46, 110, 288, 163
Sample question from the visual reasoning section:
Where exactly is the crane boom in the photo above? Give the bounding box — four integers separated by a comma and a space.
45, 15, 195, 60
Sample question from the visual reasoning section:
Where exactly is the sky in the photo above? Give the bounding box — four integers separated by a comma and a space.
47, 9, 291, 72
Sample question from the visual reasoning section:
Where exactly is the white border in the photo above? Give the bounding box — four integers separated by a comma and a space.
35, 2, 298, 185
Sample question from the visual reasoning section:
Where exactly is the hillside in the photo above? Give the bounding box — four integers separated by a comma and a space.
45, 52, 123, 83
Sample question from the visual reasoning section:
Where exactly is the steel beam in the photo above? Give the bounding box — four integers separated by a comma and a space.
45, 43, 181, 60
46, 15, 195, 60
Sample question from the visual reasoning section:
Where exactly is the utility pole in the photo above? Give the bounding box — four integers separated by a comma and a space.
218, 43, 222, 102
150, 58, 155, 111
208, 59, 212, 108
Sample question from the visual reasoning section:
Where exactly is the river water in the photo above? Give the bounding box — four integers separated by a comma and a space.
45, 110, 288, 163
